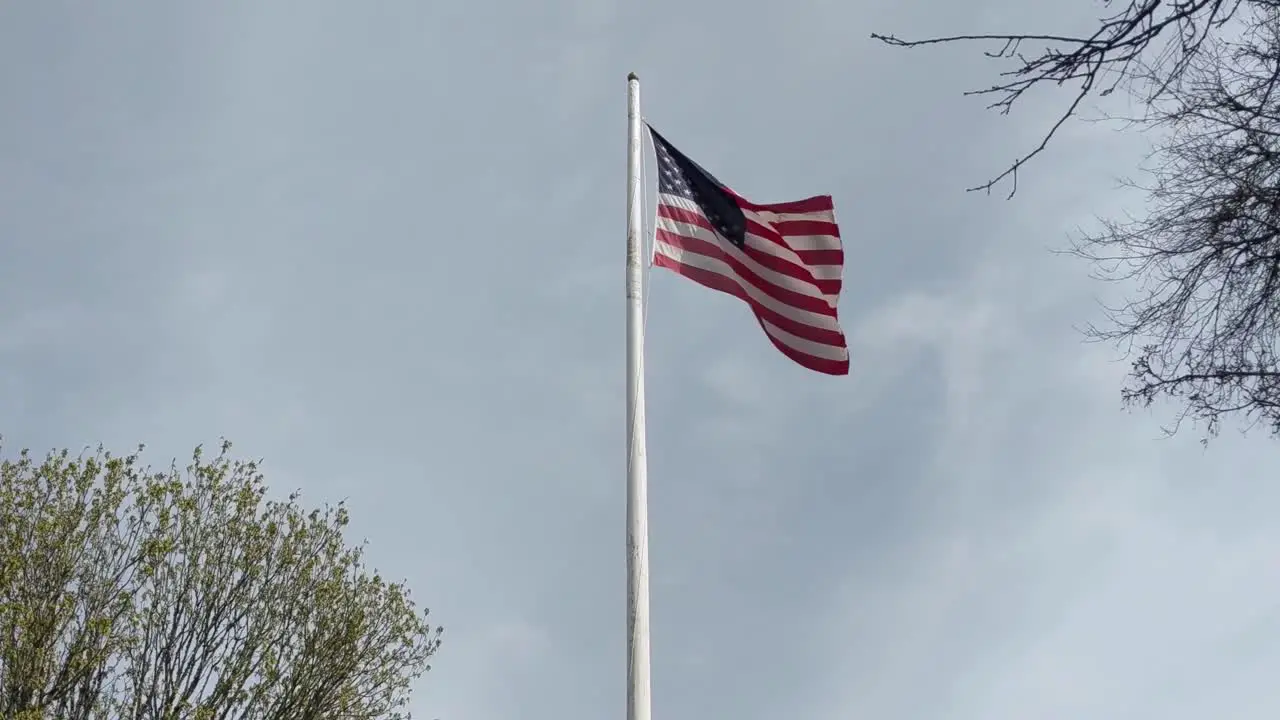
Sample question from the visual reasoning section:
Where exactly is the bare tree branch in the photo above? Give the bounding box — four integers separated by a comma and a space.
873, 0, 1244, 197
876, 1, 1280, 441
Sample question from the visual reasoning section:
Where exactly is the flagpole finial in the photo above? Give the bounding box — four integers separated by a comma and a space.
627, 71, 639, 82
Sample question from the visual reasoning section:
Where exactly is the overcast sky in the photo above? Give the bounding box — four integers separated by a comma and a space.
2, 1, 1279, 719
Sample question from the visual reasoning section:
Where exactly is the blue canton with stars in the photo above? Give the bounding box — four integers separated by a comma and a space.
649, 125, 749, 248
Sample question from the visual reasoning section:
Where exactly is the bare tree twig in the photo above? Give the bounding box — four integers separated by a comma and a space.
872, 0, 1242, 197
876, 1, 1280, 441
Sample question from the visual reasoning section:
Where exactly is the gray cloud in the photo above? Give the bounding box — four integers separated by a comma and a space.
1, 1, 1277, 719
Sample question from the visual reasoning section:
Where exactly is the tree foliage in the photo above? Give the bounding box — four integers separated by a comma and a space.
874, 0, 1280, 438
0, 440, 442, 720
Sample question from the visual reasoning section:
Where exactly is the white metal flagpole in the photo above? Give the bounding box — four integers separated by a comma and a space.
624, 71, 653, 720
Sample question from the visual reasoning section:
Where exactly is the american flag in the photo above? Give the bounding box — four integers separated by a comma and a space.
648, 125, 849, 375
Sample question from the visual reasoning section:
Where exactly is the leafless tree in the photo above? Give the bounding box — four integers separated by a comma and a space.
875, 0, 1280, 439
873, 0, 1247, 198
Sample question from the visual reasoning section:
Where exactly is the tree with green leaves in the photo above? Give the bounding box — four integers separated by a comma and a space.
875, 0, 1280, 439
0, 440, 441, 720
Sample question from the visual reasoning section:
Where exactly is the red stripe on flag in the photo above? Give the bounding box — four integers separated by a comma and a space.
656, 205, 842, 299
653, 254, 850, 374
731, 193, 835, 215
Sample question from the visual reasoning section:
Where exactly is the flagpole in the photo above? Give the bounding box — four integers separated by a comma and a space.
625, 71, 653, 720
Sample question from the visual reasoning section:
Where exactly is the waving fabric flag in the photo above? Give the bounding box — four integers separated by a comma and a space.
647, 124, 849, 375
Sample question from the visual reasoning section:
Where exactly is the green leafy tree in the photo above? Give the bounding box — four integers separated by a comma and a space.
0, 440, 442, 720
